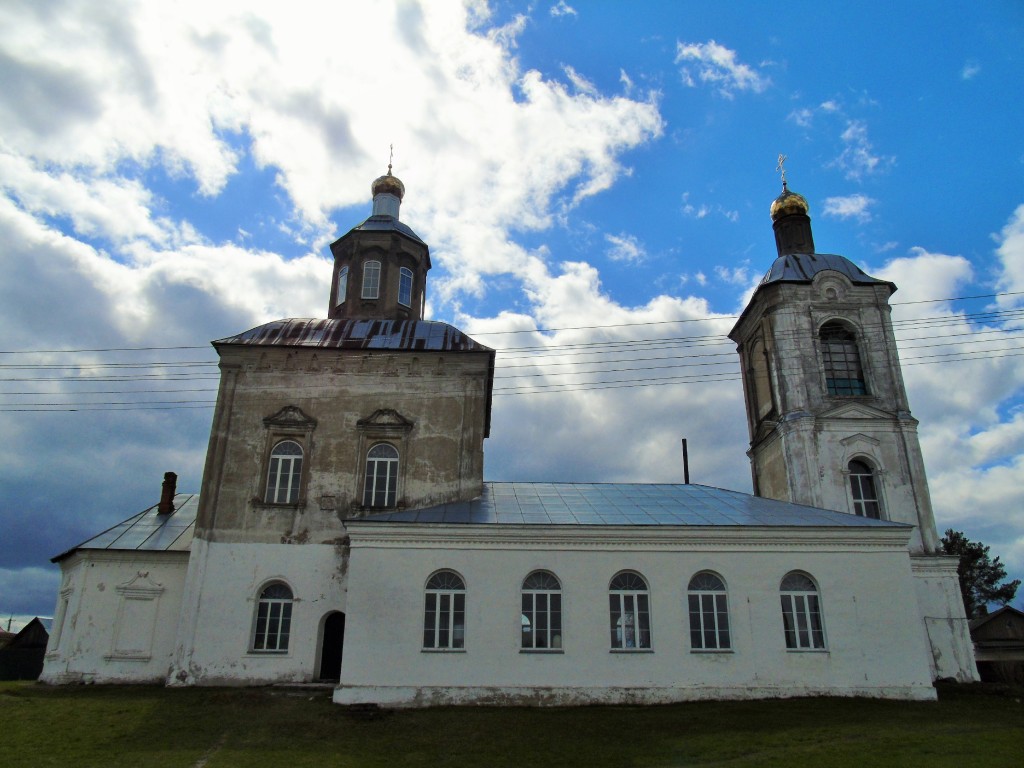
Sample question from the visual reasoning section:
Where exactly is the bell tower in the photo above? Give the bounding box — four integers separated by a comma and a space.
327, 165, 431, 321
728, 175, 940, 554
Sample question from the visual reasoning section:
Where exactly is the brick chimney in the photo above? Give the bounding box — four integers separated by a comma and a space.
158, 472, 177, 515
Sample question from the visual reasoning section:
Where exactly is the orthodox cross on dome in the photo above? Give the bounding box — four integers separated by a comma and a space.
776, 153, 788, 191
388, 143, 394, 175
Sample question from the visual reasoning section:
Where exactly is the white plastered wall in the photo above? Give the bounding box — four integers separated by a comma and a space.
910, 555, 978, 681
335, 524, 938, 706
168, 538, 348, 686
40, 551, 189, 684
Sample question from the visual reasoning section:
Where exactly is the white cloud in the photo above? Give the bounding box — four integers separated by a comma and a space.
995, 204, 1024, 307
550, 1, 577, 18
873, 240, 1024, 578
832, 119, 893, 180
822, 194, 875, 222
604, 232, 646, 263
961, 61, 981, 80
675, 40, 769, 98
788, 107, 813, 128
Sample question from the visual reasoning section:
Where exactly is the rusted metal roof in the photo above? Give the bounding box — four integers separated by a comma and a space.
760, 252, 894, 289
52, 493, 197, 562
214, 319, 493, 353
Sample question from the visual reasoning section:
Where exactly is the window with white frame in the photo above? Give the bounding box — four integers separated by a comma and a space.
780, 572, 826, 650
423, 570, 465, 650
848, 459, 882, 519
252, 582, 293, 652
521, 571, 562, 651
362, 260, 381, 299
398, 267, 413, 307
336, 265, 349, 305
363, 443, 398, 508
609, 571, 651, 650
820, 321, 867, 395
687, 572, 731, 651
266, 440, 302, 504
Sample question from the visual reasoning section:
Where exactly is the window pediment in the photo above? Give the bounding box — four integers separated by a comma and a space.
263, 405, 318, 432
819, 402, 892, 420
357, 408, 414, 435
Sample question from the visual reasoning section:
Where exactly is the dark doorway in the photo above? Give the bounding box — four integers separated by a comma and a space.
319, 612, 345, 681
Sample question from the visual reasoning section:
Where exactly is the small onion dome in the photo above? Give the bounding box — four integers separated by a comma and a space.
770, 184, 809, 221
371, 170, 405, 201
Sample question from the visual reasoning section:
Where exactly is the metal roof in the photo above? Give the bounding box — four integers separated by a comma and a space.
760, 252, 894, 289
52, 493, 197, 562
345, 214, 425, 245
214, 318, 493, 353
357, 482, 907, 528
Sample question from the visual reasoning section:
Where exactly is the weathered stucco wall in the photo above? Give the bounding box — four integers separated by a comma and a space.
335, 524, 938, 706
196, 346, 491, 543
911, 555, 979, 682
40, 551, 189, 684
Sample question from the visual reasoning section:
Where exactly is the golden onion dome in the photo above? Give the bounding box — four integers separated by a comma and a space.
371, 168, 405, 201
770, 183, 809, 220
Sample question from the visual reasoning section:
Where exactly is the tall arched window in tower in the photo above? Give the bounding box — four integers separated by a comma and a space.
521, 571, 562, 651
609, 571, 651, 650
398, 267, 413, 307
819, 321, 867, 395
361, 260, 381, 299
251, 582, 293, 652
747, 337, 773, 422
848, 459, 882, 519
266, 440, 303, 504
423, 570, 465, 649
336, 266, 348, 305
363, 443, 398, 508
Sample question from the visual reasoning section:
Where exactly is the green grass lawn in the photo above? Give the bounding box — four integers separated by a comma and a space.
2, 682, 1021, 767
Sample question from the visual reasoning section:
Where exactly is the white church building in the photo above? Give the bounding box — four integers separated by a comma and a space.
41, 169, 977, 705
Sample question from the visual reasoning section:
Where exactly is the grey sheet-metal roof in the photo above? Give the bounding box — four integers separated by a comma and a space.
214, 318, 493, 353
760, 253, 894, 289
358, 482, 907, 528
345, 214, 426, 245
52, 494, 197, 562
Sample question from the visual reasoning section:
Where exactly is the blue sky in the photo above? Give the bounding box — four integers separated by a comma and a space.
1, 0, 1022, 628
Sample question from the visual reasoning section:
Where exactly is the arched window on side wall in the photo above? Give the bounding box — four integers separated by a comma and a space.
398, 267, 413, 307
609, 571, 651, 650
687, 572, 731, 650
521, 571, 562, 651
252, 582, 293, 652
423, 570, 465, 649
849, 459, 882, 519
779, 572, 826, 650
336, 266, 348, 305
363, 443, 398, 508
362, 260, 381, 299
819, 321, 867, 395
266, 440, 302, 504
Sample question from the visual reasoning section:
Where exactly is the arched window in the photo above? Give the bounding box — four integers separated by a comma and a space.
780, 572, 826, 650
521, 571, 562, 651
363, 443, 398, 508
398, 267, 413, 307
748, 338, 773, 422
820, 321, 867, 395
423, 570, 465, 649
336, 266, 349, 305
361, 260, 381, 299
252, 582, 293, 652
266, 440, 302, 504
609, 571, 651, 650
849, 459, 882, 519
687, 572, 731, 650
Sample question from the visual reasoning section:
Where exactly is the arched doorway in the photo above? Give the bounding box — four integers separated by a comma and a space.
318, 611, 345, 682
